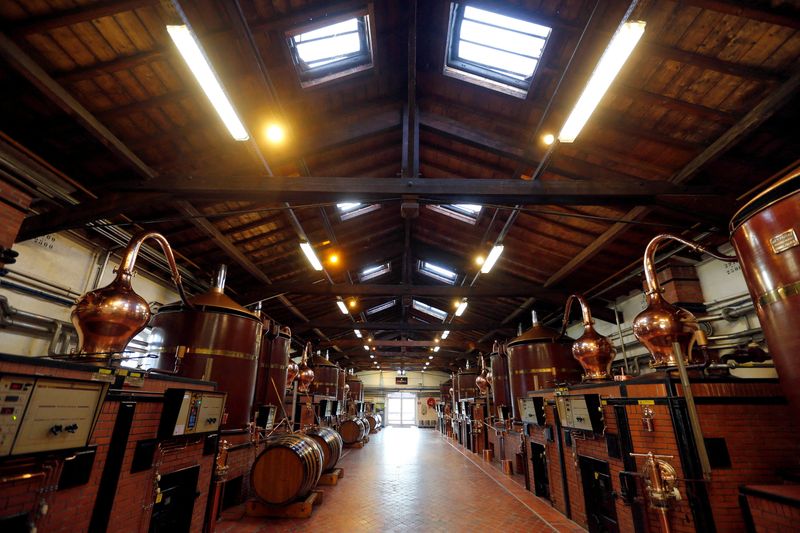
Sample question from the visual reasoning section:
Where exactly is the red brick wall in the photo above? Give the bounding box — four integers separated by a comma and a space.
745, 494, 800, 532
0, 179, 31, 251
0, 360, 216, 533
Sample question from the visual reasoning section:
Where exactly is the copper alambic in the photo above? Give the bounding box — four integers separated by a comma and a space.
730, 169, 800, 420
632, 234, 736, 368
475, 355, 490, 396
297, 342, 315, 394
561, 294, 615, 381
71, 231, 191, 362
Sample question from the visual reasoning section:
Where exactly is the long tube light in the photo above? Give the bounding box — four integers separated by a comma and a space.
167, 25, 249, 141
299, 242, 323, 271
558, 21, 646, 143
481, 245, 504, 274
441, 330, 450, 339
455, 300, 468, 317
354, 329, 362, 338
336, 300, 349, 314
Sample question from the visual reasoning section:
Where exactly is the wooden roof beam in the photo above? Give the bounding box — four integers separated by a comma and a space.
8, 0, 157, 36
679, 0, 800, 31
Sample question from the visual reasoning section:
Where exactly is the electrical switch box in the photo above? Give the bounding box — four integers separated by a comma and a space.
555, 394, 603, 432
1, 375, 106, 458
519, 397, 546, 425
158, 389, 226, 439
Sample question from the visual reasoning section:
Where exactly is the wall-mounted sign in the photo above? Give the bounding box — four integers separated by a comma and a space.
395, 376, 408, 385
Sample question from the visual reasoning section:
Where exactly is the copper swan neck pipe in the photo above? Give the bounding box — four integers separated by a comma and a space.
643, 234, 737, 296
118, 231, 192, 307
560, 294, 593, 336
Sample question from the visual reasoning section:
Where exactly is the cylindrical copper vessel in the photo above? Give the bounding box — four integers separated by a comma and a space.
505, 311, 580, 421
152, 265, 261, 430
336, 366, 347, 403
476, 355, 490, 396
254, 319, 292, 412
489, 341, 511, 417
303, 426, 343, 472
251, 433, 324, 505
297, 343, 315, 393
309, 352, 339, 398
730, 169, 800, 419
633, 235, 736, 367
456, 366, 479, 400
71, 231, 191, 362
346, 372, 364, 403
561, 294, 615, 381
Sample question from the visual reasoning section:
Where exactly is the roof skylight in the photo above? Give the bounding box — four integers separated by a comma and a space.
444, 4, 551, 97
287, 14, 374, 88
427, 204, 482, 224
412, 300, 448, 321
359, 262, 391, 282
366, 299, 396, 315
418, 261, 458, 285
337, 202, 381, 221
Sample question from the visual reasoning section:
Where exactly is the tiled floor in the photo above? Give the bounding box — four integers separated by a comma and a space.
216, 426, 585, 532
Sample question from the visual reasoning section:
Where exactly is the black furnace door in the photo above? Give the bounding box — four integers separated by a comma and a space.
531, 442, 550, 499
149, 465, 200, 533
579, 456, 619, 533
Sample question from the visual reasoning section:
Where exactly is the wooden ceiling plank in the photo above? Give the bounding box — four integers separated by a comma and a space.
8, 0, 157, 37
679, 0, 800, 31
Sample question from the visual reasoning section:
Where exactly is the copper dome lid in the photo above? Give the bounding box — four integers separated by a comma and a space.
162, 265, 258, 319
507, 310, 563, 347
310, 352, 336, 367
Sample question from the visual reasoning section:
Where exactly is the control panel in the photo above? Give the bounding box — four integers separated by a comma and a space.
1, 375, 106, 457
555, 394, 603, 432
519, 397, 546, 425
158, 389, 226, 439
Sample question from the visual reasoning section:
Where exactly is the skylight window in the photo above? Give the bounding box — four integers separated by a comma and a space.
359, 262, 391, 282
287, 13, 374, 88
444, 4, 551, 97
337, 202, 381, 221
427, 204, 483, 224
418, 261, 458, 285
412, 300, 448, 322
366, 299, 396, 315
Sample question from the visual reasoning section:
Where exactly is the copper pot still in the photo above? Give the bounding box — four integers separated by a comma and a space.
346, 370, 364, 403
456, 362, 478, 401
561, 294, 615, 381
297, 342, 315, 393
730, 169, 800, 418
253, 314, 292, 410
152, 265, 261, 430
505, 310, 581, 421
70, 231, 191, 362
309, 350, 339, 399
633, 235, 736, 367
476, 355, 490, 396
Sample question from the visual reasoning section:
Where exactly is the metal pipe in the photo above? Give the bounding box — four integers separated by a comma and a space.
672, 341, 711, 480
614, 303, 631, 374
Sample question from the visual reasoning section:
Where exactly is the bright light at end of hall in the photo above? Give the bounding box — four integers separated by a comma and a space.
542, 133, 555, 145
265, 123, 285, 143
167, 25, 249, 141
558, 21, 645, 143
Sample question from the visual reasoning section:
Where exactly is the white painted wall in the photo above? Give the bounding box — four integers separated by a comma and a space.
0, 233, 179, 356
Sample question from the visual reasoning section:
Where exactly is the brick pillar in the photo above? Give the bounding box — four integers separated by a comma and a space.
0, 179, 32, 263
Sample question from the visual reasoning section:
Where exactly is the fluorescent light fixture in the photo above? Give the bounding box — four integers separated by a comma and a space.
433, 346, 440, 353
558, 21, 646, 143
370, 354, 374, 359
364, 345, 370, 351
481, 245, 504, 273
455, 300, 468, 317
377, 365, 380, 369
336, 300, 349, 314
441, 330, 450, 339
354, 329, 362, 338
299, 242, 323, 271
166, 25, 249, 141
425, 362, 430, 366
429, 355, 434, 359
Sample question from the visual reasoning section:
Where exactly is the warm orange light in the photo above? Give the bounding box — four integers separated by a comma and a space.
348, 299, 357, 308
475, 255, 485, 266
542, 133, 555, 145
265, 123, 285, 143
328, 253, 339, 265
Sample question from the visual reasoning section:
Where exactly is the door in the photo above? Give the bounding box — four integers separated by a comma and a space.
149, 465, 200, 533
531, 442, 550, 499
386, 392, 417, 426
579, 456, 619, 533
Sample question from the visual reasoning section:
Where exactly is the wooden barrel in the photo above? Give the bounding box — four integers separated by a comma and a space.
358, 416, 370, 440
366, 414, 380, 432
339, 418, 367, 444
251, 434, 324, 505
304, 426, 343, 472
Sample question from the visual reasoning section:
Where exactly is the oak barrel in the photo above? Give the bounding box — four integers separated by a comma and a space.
250, 434, 324, 505
304, 426, 344, 472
